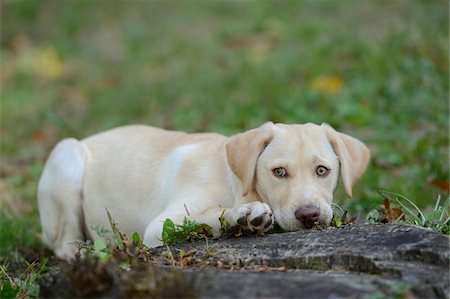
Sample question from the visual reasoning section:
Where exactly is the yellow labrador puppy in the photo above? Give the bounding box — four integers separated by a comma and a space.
38, 122, 370, 260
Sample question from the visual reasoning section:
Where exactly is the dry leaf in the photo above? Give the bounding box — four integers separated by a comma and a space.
311, 75, 342, 96
384, 197, 405, 223
429, 178, 450, 192
29, 45, 64, 79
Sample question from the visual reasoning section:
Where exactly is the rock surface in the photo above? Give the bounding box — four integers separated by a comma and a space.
41, 224, 449, 298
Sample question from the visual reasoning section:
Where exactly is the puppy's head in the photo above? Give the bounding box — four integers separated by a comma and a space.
226, 122, 370, 231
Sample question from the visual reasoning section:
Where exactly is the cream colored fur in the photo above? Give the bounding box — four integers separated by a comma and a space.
37, 122, 370, 260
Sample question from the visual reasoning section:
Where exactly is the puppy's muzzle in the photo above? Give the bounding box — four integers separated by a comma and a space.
295, 205, 320, 229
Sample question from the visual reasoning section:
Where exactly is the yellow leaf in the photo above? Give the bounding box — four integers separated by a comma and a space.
30, 46, 64, 80
311, 75, 342, 96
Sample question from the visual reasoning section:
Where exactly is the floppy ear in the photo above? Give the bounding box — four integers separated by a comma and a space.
226, 122, 275, 197
322, 124, 370, 198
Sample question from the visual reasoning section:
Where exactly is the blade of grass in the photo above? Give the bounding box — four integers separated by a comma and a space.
430, 195, 441, 223
395, 212, 406, 223
434, 195, 441, 211
394, 198, 424, 225
438, 196, 450, 223
0, 265, 16, 288
331, 203, 345, 218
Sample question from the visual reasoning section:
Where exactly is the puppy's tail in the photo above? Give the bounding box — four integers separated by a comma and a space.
37, 138, 89, 260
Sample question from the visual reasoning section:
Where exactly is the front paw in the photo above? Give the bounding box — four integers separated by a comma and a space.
225, 202, 274, 234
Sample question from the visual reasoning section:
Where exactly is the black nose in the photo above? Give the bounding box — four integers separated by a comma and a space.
295, 205, 320, 229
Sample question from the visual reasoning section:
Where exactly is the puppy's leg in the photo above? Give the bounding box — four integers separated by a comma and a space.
143, 201, 274, 248
37, 138, 89, 261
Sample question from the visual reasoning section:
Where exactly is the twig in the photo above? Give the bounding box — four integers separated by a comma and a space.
165, 244, 176, 266
184, 203, 190, 216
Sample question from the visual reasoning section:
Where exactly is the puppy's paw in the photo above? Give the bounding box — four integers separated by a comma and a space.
54, 244, 78, 262
225, 202, 273, 234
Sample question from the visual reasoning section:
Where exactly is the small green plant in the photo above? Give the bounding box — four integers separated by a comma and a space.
0, 258, 52, 299
76, 209, 150, 264
330, 203, 356, 228
161, 218, 212, 245
378, 190, 450, 235
92, 239, 109, 263
218, 209, 230, 231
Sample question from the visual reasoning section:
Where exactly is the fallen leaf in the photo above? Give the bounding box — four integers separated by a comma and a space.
216, 261, 233, 270
224, 34, 273, 63
256, 265, 269, 272
180, 255, 194, 267
311, 75, 342, 96
271, 266, 287, 272
429, 178, 450, 192
384, 198, 405, 223
31, 130, 48, 144
29, 45, 64, 79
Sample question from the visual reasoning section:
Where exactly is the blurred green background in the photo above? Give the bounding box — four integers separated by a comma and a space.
1, 0, 448, 256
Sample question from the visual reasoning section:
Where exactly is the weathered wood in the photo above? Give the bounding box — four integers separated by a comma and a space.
162, 224, 449, 298
41, 224, 449, 298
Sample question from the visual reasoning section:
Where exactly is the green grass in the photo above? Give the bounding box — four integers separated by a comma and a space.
0, 257, 52, 299
0, 207, 42, 260
1, 0, 448, 289
379, 190, 450, 234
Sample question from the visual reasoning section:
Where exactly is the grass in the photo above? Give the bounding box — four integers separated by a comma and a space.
0, 0, 448, 296
0, 257, 53, 299
378, 190, 450, 234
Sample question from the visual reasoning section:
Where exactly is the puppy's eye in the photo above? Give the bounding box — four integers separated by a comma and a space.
316, 166, 329, 177
272, 167, 288, 178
